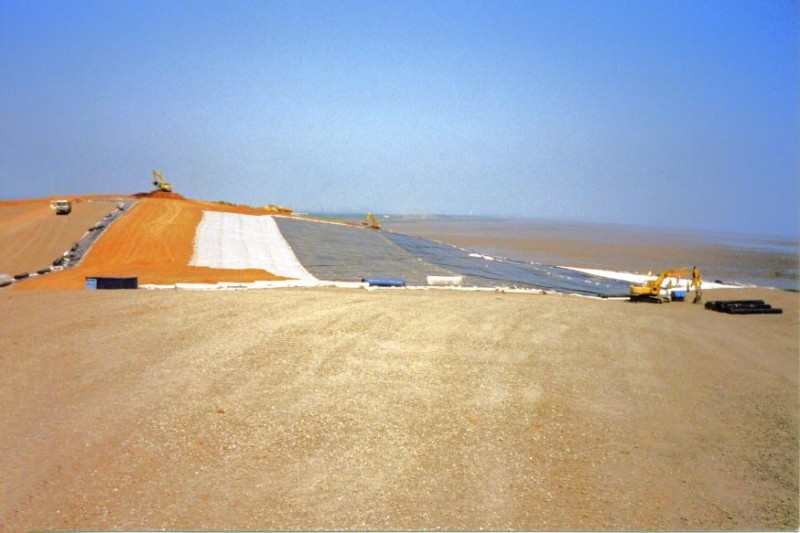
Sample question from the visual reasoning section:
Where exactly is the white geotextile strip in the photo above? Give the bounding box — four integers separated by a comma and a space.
557, 266, 747, 290
190, 211, 317, 281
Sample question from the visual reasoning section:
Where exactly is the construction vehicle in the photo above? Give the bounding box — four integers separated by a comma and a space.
264, 204, 293, 215
362, 213, 381, 230
630, 266, 702, 303
49, 199, 72, 215
151, 169, 173, 192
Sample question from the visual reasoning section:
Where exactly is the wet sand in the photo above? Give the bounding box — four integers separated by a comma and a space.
1, 287, 797, 531
382, 217, 800, 290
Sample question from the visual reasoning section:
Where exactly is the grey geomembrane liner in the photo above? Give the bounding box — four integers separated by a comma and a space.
275, 217, 632, 296
274, 217, 457, 286
384, 231, 631, 296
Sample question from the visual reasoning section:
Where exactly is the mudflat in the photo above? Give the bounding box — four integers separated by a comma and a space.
1, 287, 797, 531
382, 218, 800, 289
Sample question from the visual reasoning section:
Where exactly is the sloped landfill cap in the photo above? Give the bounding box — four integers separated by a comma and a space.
275, 217, 631, 296
274, 217, 455, 286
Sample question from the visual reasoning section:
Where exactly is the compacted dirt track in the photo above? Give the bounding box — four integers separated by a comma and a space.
1, 287, 796, 531
17, 197, 287, 289
0, 198, 120, 277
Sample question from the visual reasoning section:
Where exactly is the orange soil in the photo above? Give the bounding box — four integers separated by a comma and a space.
0, 198, 123, 276
17, 197, 289, 290
134, 190, 189, 200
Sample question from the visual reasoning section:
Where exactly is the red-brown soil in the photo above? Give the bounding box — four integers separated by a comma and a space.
0, 198, 123, 277
16, 196, 289, 289
134, 190, 189, 200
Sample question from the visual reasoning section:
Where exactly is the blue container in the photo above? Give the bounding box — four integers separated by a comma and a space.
85, 277, 137, 290
362, 277, 406, 287
671, 290, 686, 302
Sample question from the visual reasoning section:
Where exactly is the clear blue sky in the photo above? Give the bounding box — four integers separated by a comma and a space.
1, 0, 797, 236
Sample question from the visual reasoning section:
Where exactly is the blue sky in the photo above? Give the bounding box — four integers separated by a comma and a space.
1, 0, 797, 236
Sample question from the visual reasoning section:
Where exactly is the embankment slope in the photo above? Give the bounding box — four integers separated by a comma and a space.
16, 197, 288, 289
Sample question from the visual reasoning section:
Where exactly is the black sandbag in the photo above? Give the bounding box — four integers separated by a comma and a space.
705, 300, 764, 310
726, 307, 783, 315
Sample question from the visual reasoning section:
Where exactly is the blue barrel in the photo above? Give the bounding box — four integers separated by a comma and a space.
85, 277, 98, 290
362, 278, 406, 287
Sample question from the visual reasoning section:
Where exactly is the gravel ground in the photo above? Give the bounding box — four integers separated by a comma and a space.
0, 287, 797, 531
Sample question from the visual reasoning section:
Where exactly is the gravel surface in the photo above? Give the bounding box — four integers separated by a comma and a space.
0, 287, 797, 531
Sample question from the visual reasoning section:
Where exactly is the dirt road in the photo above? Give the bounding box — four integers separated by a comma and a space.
0, 288, 797, 530
0, 198, 120, 277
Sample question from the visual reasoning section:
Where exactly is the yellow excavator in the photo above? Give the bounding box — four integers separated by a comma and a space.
362, 213, 381, 230
630, 266, 702, 304
152, 169, 173, 192
264, 204, 293, 215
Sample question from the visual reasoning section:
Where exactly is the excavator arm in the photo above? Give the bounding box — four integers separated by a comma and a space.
630, 267, 700, 303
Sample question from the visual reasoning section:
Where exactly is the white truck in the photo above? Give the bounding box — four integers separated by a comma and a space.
50, 199, 72, 215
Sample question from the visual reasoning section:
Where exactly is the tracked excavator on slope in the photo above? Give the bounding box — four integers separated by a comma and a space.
151, 169, 174, 192
630, 266, 702, 303
362, 213, 381, 230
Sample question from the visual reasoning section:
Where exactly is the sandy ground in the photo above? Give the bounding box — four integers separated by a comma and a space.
0, 198, 121, 277
1, 287, 797, 531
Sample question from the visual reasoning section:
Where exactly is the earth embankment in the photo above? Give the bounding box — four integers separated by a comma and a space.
17, 197, 287, 289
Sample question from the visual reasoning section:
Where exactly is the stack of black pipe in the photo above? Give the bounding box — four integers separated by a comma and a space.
705, 300, 783, 315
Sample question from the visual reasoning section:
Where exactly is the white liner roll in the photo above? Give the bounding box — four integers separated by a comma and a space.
427, 275, 463, 286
